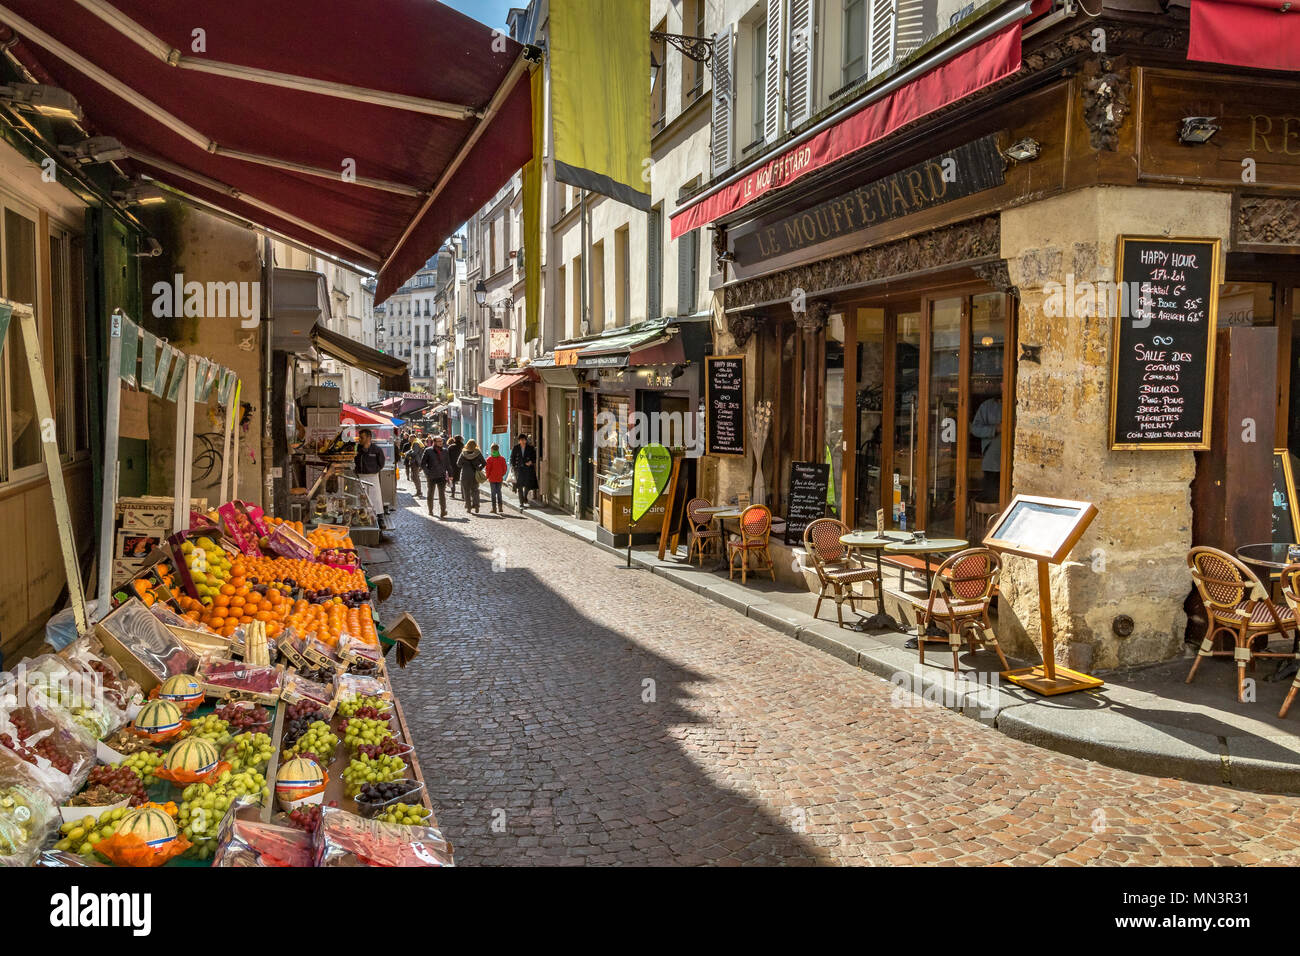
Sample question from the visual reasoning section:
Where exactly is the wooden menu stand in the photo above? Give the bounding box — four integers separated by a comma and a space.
984, 494, 1103, 696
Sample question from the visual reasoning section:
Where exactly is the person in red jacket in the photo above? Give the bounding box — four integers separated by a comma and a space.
484, 443, 509, 514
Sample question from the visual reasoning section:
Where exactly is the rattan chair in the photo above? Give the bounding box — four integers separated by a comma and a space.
902, 547, 1008, 675
727, 504, 775, 584
1186, 547, 1298, 706
803, 518, 881, 628
685, 497, 722, 566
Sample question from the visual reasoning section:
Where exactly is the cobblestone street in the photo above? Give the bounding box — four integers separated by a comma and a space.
386, 487, 1300, 866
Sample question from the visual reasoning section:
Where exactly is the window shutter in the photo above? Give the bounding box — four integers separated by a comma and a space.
710, 28, 735, 176
867, 0, 896, 78
786, 0, 814, 128
677, 230, 697, 316
647, 208, 662, 320
895, 0, 925, 60
763, 0, 784, 142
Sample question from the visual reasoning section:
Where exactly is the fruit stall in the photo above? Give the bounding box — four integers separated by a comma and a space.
0, 498, 442, 868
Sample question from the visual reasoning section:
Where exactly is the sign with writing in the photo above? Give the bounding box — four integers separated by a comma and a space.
784, 461, 830, 545
705, 354, 745, 456
632, 444, 672, 522
1272, 449, 1300, 543
1109, 236, 1220, 450
489, 328, 510, 360
734, 134, 1005, 262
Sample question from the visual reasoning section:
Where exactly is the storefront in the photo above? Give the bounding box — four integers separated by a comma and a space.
477, 368, 538, 454
682, 3, 1300, 672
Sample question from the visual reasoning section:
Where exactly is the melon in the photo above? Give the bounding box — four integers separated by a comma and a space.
158, 674, 203, 706
118, 807, 178, 847
164, 737, 219, 775
275, 756, 325, 810
135, 699, 183, 735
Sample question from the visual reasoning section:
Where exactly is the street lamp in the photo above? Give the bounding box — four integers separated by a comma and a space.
473, 279, 488, 307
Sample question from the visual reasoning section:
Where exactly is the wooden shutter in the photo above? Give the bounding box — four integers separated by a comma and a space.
895, 0, 926, 60
786, 0, 814, 128
867, 0, 896, 78
710, 28, 735, 176
677, 230, 697, 316
647, 208, 662, 320
763, 0, 784, 142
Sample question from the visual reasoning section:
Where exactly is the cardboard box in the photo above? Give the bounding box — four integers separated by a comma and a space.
94, 598, 198, 692
116, 529, 164, 560
110, 557, 146, 589
118, 496, 209, 531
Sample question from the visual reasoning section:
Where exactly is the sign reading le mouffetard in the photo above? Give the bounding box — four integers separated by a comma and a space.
632, 444, 673, 522
733, 134, 1005, 262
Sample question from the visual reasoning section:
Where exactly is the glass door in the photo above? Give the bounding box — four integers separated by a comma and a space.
890, 308, 922, 530
926, 297, 963, 538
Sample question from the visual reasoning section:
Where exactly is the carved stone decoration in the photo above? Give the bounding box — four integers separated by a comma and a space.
725, 311, 763, 348
1235, 196, 1300, 247
972, 260, 1020, 299
1080, 56, 1131, 152
711, 224, 728, 262
795, 299, 831, 332
725, 216, 1000, 311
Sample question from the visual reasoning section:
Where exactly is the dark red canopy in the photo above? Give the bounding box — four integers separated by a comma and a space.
0, 0, 533, 301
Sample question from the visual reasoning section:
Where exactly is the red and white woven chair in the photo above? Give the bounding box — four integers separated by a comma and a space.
685, 497, 722, 566
803, 517, 880, 628
1187, 547, 1298, 708
902, 547, 1008, 675
727, 505, 775, 584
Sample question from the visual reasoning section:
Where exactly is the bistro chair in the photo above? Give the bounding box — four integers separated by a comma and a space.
728, 504, 776, 584
1185, 547, 1298, 706
803, 518, 881, 628
685, 497, 722, 566
902, 547, 1009, 675
1265, 563, 1300, 718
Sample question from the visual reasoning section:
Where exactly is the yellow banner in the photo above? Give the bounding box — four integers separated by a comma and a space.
523, 65, 543, 343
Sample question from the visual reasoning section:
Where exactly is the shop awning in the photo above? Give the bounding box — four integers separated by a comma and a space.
311, 323, 410, 392
339, 404, 394, 427
1188, 0, 1300, 72
0, 0, 535, 301
670, 0, 1031, 238
554, 326, 673, 369
477, 370, 535, 400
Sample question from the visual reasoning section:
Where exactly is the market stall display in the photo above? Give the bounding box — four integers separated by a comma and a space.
0, 493, 443, 868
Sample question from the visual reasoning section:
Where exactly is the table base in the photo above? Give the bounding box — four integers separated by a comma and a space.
851, 612, 903, 633
1001, 665, 1104, 696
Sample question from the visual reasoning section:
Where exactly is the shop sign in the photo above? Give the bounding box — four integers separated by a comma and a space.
632, 444, 673, 522
1108, 236, 1220, 451
576, 352, 625, 369
555, 348, 581, 366
734, 134, 1004, 263
490, 328, 511, 360
705, 355, 745, 457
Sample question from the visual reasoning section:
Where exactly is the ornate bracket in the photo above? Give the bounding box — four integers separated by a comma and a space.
794, 300, 831, 332
1080, 56, 1132, 152
726, 311, 763, 349
652, 31, 715, 68
973, 260, 1020, 299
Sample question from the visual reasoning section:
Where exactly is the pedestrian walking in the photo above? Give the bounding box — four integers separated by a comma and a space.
420, 435, 452, 518
509, 433, 538, 509
406, 434, 425, 497
485, 443, 508, 514
447, 434, 464, 499
457, 439, 486, 514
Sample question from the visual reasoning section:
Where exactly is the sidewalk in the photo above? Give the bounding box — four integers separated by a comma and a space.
510, 499, 1300, 795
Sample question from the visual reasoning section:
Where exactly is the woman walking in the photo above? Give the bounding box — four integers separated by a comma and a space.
509, 433, 538, 509
457, 439, 486, 514
485, 443, 509, 514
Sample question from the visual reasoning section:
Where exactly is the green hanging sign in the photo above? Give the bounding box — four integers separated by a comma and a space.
631, 443, 672, 523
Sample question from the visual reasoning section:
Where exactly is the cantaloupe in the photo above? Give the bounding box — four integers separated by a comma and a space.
134, 699, 183, 735
274, 756, 325, 810
163, 737, 219, 775
158, 674, 203, 707
118, 807, 178, 847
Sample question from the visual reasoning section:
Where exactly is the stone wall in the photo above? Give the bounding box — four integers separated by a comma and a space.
1000, 185, 1232, 670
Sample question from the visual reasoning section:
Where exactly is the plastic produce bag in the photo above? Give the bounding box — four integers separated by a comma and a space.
0, 749, 60, 866
214, 796, 313, 867
0, 677, 95, 803
315, 806, 453, 867
16, 653, 127, 744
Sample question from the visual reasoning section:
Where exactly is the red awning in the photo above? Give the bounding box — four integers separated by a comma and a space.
0, 0, 533, 301
477, 370, 535, 401
1188, 0, 1300, 72
339, 404, 393, 427
671, 18, 1023, 238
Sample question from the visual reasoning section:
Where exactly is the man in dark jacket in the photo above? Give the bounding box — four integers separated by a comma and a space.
447, 434, 465, 500
420, 435, 452, 518
353, 428, 385, 518
509, 433, 538, 509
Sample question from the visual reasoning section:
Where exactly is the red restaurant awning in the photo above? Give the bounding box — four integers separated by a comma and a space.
1188, 0, 1300, 72
0, 0, 534, 302
671, 13, 1025, 238
477, 370, 535, 401
339, 404, 393, 428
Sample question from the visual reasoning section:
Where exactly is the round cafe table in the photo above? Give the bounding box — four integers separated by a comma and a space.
839, 530, 911, 631
884, 535, 969, 644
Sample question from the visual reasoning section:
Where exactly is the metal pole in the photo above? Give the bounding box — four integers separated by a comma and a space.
96, 310, 125, 606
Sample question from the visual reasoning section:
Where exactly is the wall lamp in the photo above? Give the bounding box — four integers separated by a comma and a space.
0, 83, 82, 121
1002, 138, 1041, 163
114, 181, 167, 206
1178, 116, 1220, 145
60, 135, 127, 165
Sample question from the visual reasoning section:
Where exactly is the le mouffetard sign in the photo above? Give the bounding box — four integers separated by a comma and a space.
733, 134, 1005, 262
632, 444, 672, 522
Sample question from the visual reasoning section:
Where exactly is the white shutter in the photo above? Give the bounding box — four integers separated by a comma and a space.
710, 28, 735, 176
786, 0, 814, 129
895, 0, 925, 60
867, 0, 897, 78
763, 0, 784, 142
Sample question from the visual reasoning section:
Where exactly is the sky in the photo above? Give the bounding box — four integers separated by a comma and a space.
442, 0, 518, 31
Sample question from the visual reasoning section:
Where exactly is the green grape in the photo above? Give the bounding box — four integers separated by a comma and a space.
114, 752, 164, 786
342, 717, 393, 753
282, 721, 338, 764
341, 754, 406, 797
375, 802, 431, 826
337, 695, 390, 719
226, 732, 274, 774
184, 714, 232, 748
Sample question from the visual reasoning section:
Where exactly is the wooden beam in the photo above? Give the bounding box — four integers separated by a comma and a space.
173, 357, 196, 532
96, 311, 125, 605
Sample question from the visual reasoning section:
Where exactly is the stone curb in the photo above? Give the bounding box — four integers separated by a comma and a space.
502, 499, 1300, 794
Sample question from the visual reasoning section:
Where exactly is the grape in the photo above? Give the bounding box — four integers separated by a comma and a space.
179, 769, 269, 859
114, 751, 164, 786
215, 703, 271, 733
54, 806, 129, 859
341, 754, 406, 797
341, 717, 393, 753
224, 732, 274, 774
85, 765, 147, 806
375, 802, 430, 826
337, 695, 390, 719
281, 721, 338, 764
184, 714, 232, 748
286, 803, 321, 834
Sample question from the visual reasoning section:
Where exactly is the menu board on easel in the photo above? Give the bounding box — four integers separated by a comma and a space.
784, 461, 829, 545
705, 355, 745, 457
1109, 236, 1220, 451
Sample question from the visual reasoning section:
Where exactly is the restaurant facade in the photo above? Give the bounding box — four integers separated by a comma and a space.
678, 0, 1300, 671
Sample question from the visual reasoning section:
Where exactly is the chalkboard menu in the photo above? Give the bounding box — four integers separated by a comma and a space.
705, 355, 745, 456
1109, 236, 1221, 450
1272, 449, 1300, 544
784, 461, 830, 545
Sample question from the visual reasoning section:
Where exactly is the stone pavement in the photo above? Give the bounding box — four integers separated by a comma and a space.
384, 484, 1300, 866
